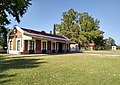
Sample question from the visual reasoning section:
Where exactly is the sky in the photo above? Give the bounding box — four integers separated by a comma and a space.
8, 0, 120, 45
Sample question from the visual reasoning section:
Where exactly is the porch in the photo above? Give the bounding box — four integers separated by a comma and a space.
23, 39, 70, 54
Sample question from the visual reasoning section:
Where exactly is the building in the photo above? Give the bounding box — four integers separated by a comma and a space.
70, 44, 79, 52
111, 44, 116, 50
7, 26, 75, 54
87, 43, 95, 50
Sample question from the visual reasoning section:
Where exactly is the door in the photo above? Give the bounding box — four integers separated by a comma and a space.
42, 41, 46, 53
29, 40, 34, 54
52, 42, 55, 53
59, 43, 63, 53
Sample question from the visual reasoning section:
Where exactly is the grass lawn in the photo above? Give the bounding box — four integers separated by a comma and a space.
0, 53, 120, 85
84, 50, 120, 54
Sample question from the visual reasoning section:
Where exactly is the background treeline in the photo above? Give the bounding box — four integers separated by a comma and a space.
53, 9, 116, 50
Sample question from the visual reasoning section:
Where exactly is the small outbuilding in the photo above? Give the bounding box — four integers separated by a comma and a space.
70, 43, 80, 52
87, 43, 95, 51
111, 44, 116, 50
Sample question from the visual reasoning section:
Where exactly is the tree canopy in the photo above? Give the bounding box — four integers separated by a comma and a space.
55, 8, 104, 48
0, 0, 32, 49
0, 0, 31, 26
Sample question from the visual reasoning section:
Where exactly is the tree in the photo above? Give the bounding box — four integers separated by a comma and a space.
55, 9, 83, 47
0, 0, 32, 49
0, 26, 9, 49
0, 0, 32, 26
78, 12, 102, 43
94, 31, 104, 50
54, 9, 104, 48
108, 37, 115, 46
104, 37, 116, 50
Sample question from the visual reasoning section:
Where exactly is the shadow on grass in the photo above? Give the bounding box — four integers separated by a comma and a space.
0, 74, 16, 84
48, 51, 84, 56
0, 56, 47, 84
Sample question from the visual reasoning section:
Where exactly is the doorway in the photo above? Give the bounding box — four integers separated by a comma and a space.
29, 40, 34, 54
42, 41, 47, 53
58, 43, 63, 53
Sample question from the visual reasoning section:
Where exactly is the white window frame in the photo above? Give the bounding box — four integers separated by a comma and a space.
41, 40, 47, 50
16, 38, 21, 51
66, 43, 69, 50
9, 39, 13, 50
28, 40, 35, 50
51, 41, 56, 50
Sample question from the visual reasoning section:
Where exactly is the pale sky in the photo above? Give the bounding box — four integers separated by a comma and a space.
8, 0, 120, 45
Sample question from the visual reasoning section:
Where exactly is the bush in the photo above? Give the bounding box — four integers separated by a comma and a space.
29, 50, 34, 54
0, 49, 7, 54
117, 46, 120, 50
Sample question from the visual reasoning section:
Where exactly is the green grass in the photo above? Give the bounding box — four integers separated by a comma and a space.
0, 53, 120, 85
84, 50, 120, 54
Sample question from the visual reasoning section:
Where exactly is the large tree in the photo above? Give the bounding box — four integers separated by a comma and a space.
78, 12, 103, 43
0, 0, 31, 49
55, 9, 85, 47
55, 9, 104, 48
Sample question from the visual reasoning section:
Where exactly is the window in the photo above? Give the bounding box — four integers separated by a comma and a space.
29, 41, 34, 50
52, 42, 55, 50
17, 40, 20, 51
10, 40, 12, 50
42, 42, 46, 50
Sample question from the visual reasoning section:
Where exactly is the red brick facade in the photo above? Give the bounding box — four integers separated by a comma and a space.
35, 40, 41, 53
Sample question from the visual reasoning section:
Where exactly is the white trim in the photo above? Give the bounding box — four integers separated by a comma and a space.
22, 35, 24, 51
62, 43, 66, 50
56, 42, 58, 50
28, 40, 35, 51
34, 40, 36, 51
23, 34, 32, 40
16, 38, 22, 52
24, 32, 70, 41
7, 39, 12, 54
51, 41, 56, 50
65, 42, 69, 51
9, 50, 22, 54
7, 26, 24, 37
9, 39, 13, 51
14, 26, 24, 34
8, 38, 23, 54
41, 40, 47, 50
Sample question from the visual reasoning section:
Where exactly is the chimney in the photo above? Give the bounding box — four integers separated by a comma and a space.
50, 31, 52, 34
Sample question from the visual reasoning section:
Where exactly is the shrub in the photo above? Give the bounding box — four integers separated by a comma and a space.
0, 49, 7, 54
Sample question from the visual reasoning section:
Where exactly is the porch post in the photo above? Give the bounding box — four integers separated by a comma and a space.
56, 42, 58, 53
34, 40, 36, 53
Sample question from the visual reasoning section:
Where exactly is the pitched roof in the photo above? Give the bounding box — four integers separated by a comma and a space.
21, 27, 68, 40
